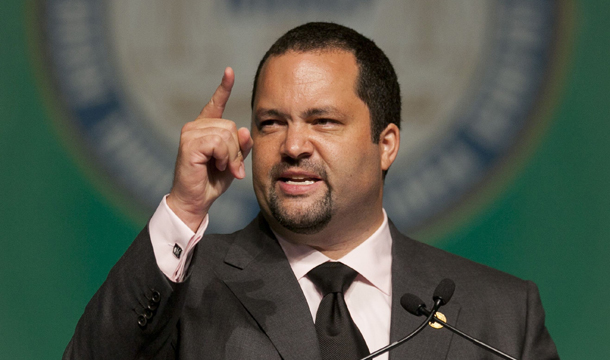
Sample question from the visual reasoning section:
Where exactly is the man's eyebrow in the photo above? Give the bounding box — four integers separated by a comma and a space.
255, 109, 288, 120
254, 107, 344, 122
301, 107, 342, 119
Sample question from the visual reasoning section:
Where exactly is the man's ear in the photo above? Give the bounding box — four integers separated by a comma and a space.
379, 123, 400, 171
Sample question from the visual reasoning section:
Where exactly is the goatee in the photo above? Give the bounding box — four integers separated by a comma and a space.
267, 161, 334, 234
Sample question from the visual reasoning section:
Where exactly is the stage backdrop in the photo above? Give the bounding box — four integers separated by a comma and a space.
1, 1, 608, 359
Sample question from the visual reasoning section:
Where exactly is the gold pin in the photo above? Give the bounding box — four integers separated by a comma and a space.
429, 311, 446, 329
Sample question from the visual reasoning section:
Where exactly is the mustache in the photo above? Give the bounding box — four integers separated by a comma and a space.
269, 159, 329, 182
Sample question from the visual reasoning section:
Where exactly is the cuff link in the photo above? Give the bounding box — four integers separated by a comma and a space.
173, 244, 183, 259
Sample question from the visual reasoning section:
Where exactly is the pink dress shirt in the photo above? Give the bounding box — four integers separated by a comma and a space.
149, 195, 393, 359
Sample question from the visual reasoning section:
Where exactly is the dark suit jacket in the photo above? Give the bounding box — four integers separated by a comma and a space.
64, 215, 559, 359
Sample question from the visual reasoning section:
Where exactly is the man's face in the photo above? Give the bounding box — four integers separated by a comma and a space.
251, 50, 391, 238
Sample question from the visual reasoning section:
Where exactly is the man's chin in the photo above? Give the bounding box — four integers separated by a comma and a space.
268, 202, 333, 235
274, 213, 332, 235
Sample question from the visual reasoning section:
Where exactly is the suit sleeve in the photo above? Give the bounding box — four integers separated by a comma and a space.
521, 281, 560, 360
63, 226, 189, 360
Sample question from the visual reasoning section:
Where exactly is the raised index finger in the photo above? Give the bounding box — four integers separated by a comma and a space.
199, 67, 235, 119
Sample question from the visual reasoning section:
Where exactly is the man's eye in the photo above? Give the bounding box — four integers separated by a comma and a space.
315, 118, 337, 126
260, 120, 281, 128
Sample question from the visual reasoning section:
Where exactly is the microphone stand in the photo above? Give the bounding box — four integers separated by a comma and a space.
359, 298, 443, 360
419, 308, 518, 360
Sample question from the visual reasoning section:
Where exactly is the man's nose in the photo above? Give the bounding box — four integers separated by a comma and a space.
280, 124, 314, 160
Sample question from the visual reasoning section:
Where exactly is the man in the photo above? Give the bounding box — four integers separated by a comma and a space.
64, 22, 559, 359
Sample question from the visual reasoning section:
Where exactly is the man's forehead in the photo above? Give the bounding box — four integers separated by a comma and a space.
250, 47, 360, 110
256, 50, 359, 97
261, 49, 357, 74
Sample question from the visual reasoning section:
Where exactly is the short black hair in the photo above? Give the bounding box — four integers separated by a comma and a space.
251, 22, 401, 143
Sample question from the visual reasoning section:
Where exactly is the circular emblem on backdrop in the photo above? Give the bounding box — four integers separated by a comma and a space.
37, 0, 564, 236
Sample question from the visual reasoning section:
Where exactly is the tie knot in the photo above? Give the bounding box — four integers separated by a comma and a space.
307, 262, 359, 296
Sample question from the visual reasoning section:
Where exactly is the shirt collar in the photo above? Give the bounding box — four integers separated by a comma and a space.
275, 209, 392, 296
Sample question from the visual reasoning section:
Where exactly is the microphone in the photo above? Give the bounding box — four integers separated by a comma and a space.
400, 293, 427, 316
405, 293, 519, 360
433, 278, 455, 305
360, 279, 454, 360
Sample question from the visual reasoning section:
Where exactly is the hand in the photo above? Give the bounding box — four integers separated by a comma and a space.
167, 67, 253, 231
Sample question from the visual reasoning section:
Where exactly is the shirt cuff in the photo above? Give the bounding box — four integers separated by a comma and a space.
148, 195, 208, 282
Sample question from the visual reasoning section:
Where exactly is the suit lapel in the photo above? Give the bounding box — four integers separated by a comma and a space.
389, 221, 460, 360
218, 216, 321, 360
215, 216, 459, 360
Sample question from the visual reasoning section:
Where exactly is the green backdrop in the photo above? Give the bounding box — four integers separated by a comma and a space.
1, 1, 608, 359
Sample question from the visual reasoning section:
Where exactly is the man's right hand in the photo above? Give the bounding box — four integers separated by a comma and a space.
167, 67, 253, 232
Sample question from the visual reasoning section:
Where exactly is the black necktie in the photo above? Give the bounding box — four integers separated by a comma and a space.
307, 262, 370, 360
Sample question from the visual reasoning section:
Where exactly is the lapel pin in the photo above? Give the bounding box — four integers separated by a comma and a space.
429, 311, 446, 329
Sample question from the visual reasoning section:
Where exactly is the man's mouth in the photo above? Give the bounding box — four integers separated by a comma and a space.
269, 163, 329, 196
280, 176, 319, 186
277, 171, 323, 188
